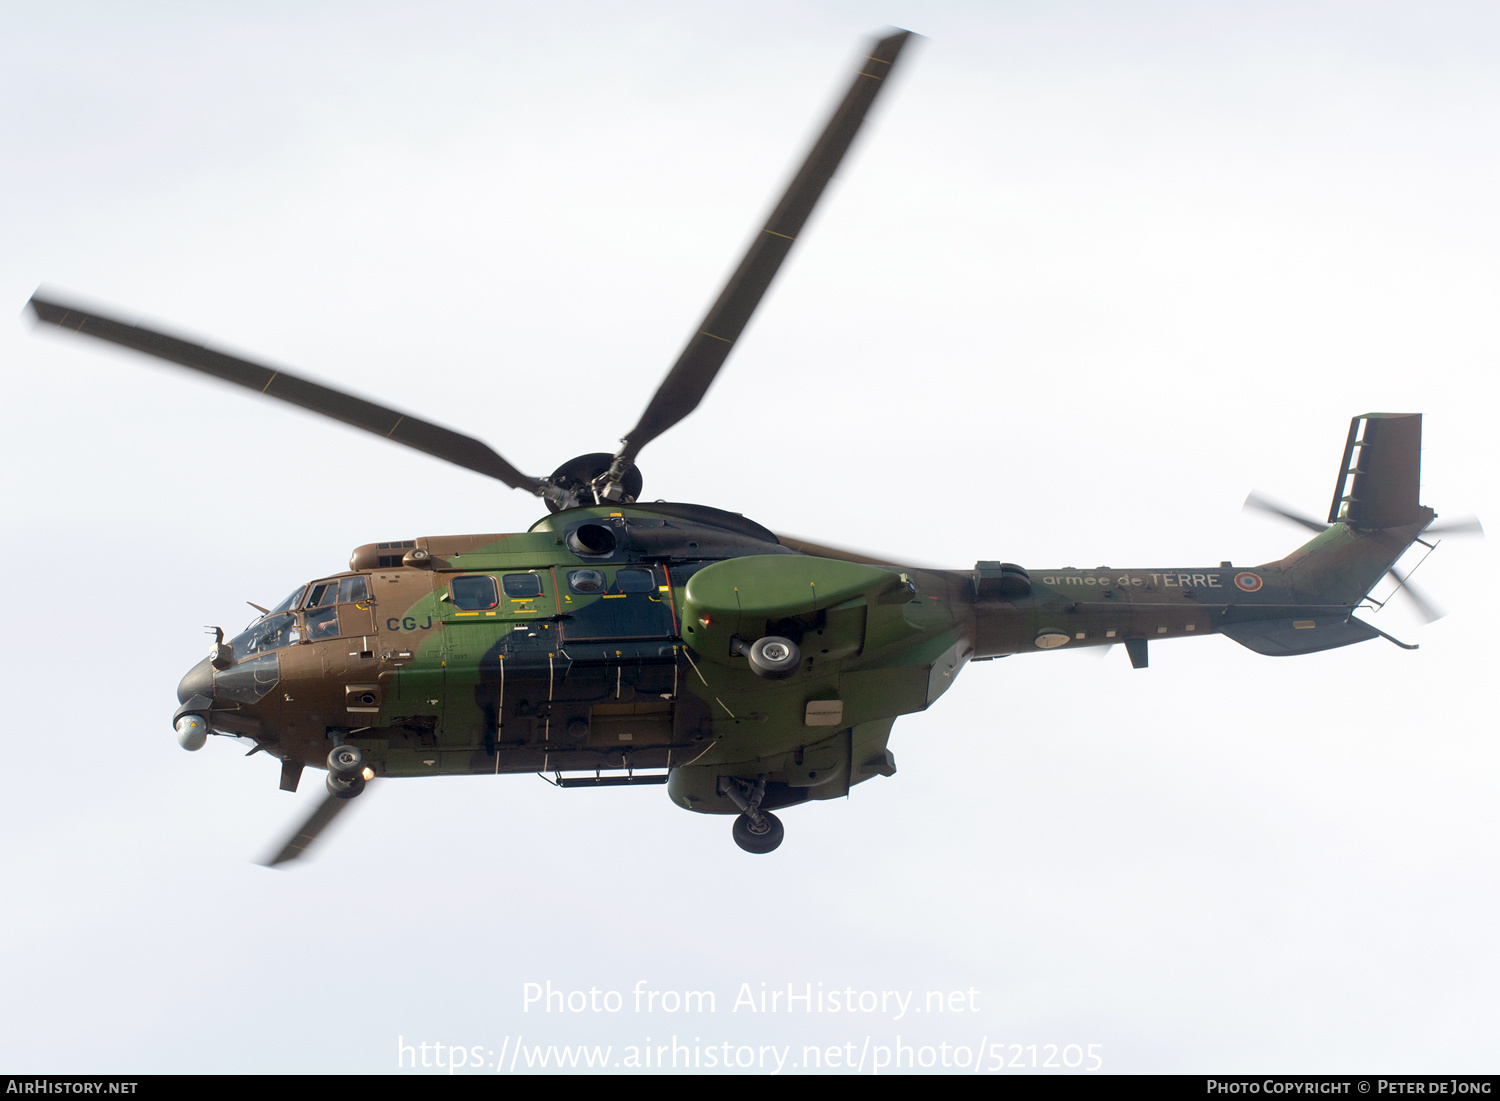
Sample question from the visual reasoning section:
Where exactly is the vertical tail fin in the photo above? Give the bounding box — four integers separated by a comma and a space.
1273, 414, 1433, 609
1328, 413, 1427, 529
1224, 414, 1441, 656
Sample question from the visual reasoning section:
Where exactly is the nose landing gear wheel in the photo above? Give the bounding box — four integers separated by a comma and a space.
732, 810, 784, 854
327, 745, 364, 776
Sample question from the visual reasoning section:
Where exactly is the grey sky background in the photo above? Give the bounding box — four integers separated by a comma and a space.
2, 0, 1498, 1074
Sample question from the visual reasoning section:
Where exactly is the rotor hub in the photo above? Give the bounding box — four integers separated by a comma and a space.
544, 453, 643, 513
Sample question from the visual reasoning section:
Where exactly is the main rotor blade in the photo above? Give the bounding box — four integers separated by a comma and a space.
29, 294, 546, 495
261, 789, 360, 867
776, 532, 933, 570
1242, 491, 1329, 533
615, 29, 915, 464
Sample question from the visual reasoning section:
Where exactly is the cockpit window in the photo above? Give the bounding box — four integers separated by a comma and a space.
215, 653, 280, 704
615, 568, 655, 594
305, 576, 368, 610
269, 587, 305, 615
306, 606, 340, 640
230, 613, 301, 658
502, 573, 543, 599
451, 575, 499, 611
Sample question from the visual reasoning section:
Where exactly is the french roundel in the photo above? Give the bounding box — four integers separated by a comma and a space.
1234, 572, 1263, 593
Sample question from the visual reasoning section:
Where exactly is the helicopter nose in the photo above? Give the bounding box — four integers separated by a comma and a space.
177, 656, 215, 704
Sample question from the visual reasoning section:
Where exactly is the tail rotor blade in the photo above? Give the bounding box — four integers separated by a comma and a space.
1386, 567, 1445, 624
1242, 491, 1329, 533
1425, 516, 1485, 537
615, 30, 916, 465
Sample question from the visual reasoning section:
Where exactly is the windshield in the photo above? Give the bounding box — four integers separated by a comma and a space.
230, 612, 301, 659
269, 587, 306, 615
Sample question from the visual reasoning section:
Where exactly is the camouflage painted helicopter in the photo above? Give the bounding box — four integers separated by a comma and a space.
28, 30, 1477, 863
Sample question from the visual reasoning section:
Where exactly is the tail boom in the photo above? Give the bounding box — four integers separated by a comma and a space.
967, 412, 1435, 661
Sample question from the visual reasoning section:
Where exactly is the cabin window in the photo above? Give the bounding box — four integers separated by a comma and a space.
567, 569, 606, 593
339, 575, 369, 603
306, 581, 339, 609
451, 575, 499, 610
502, 573, 543, 599
615, 568, 656, 594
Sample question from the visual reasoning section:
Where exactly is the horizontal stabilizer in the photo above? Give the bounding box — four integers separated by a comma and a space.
1221, 615, 1378, 657
1328, 413, 1425, 528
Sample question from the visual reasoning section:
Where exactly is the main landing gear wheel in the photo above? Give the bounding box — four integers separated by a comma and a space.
326, 772, 366, 800
747, 636, 801, 679
732, 810, 785, 854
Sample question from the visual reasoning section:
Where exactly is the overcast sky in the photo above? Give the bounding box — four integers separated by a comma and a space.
3, 0, 1498, 1075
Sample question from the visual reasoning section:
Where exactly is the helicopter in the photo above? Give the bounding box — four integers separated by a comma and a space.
26, 29, 1477, 864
